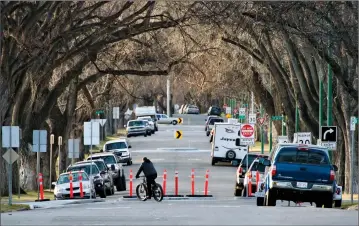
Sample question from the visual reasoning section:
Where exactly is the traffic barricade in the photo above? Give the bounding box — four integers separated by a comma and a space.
186, 169, 213, 197
35, 173, 50, 202
123, 169, 136, 198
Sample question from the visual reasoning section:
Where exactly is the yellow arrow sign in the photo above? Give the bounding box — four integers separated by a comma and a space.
226, 114, 231, 118
178, 118, 183, 124
175, 130, 182, 139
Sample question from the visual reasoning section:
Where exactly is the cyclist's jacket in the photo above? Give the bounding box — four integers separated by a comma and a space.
136, 159, 157, 177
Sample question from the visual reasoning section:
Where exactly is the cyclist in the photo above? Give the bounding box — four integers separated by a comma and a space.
135, 157, 158, 199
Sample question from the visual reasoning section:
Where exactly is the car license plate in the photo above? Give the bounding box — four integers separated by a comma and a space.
297, 182, 307, 188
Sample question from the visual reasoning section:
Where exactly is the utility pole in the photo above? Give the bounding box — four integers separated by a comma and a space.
166, 77, 171, 117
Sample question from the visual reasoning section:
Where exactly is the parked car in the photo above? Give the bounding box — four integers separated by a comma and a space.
66, 162, 107, 198
87, 152, 127, 191
255, 143, 339, 208
156, 113, 180, 125
234, 156, 268, 197
125, 120, 147, 137
138, 116, 156, 134
73, 159, 115, 195
235, 153, 268, 196
52, 171, 96, 200
206, 117, 224, 136
101, 139, 133, 165
207, 106, 222, 116
186, 105, 200, 114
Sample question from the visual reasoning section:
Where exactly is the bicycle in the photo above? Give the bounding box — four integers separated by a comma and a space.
136, 176, 164, 202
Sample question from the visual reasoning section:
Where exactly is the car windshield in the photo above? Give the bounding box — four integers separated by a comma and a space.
93, 161, 106, 171
67, 165, 99, 176
140, 117, 153, 122
250, 162, 266, 173
276, 147, 329, 165
57, 172, 89, 184
242, 155, 268, 167
209, 118, 224, 125
89, 156, 117, 165
128, 121, 144, 127
105, 142, 127, 150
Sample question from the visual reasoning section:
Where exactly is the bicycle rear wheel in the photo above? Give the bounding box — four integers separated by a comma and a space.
136, 183, 148, 201
152, 183, 164, 202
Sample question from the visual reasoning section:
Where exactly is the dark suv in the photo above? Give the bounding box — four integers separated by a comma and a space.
207, 106, 222, 116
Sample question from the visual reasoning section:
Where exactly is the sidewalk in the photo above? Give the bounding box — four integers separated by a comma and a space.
1, 199, 105, 210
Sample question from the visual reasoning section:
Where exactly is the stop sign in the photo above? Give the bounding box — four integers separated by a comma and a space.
234, 108, 238, 114
241, 124, 254, 138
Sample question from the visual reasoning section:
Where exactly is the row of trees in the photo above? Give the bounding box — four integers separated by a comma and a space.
1, 1, 357, 195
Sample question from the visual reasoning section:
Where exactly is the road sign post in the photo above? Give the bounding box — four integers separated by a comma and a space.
68, 139, 80, 164
84, 121, 100, 200
33, 130, 47, 201
174, 130, 182, 139
2, 126, 20, 206
349, 116, 357, 204
57, 136, 63, 175
113, 107, 120, 133
49, 134, 54, 191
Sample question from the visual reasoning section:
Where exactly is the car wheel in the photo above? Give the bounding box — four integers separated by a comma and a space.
148, 131, 152, 136
242, 187, 247, 197
152, 130, 155, 134
106, 186, 112, 195
206, 131, 210, 136
265, 189, 276, 206
127, 134, 131, 138
144, 133, 147, 137
334, 199, 342, 207
323, 196, 333, 208
226, 150, 236, 160
172, 120, 178, 125
256, 197, 264, 206
234, 183, 242, 197
99, 188, 107, 198
211, 157, 216, 166
116, 177, 125, 191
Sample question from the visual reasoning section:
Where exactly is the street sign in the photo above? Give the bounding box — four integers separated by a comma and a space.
178, 118, 183, 124
174, 104, 179, 110
2, 148, 19, 164
91, 119, 107, 126
113, 107, 120, 119
2, 126, 20, 148
271, 116, 283, 121
321, 126, 337, 150
32, 130, 48, 153
226, 113, 231, 118
294, 132, 312, 144
125, 108, 133, 115
175, 130, 182, 139
223, 104, 227, 108
68, 139, 80, 158
277, 136, 288, 144
239, 108, 246, 116
233, 108, 238, 114
240, 124, 255, 145
96, 110, 104, 114
248, 113, 256, 124
350, 116, 357, 131
84, 121, 100, 145
226, 107, 231, 114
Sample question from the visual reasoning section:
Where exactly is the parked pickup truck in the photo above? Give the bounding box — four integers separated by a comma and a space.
255, 143, 341, 208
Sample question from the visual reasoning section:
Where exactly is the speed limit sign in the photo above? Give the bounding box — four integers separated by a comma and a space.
277, 136, 288, 144
295, 132, 312, 144
248, 113, 256, 124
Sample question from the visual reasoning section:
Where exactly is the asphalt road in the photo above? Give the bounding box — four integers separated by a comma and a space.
1, 114, 358, 225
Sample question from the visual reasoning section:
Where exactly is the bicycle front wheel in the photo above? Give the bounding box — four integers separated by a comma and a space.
136, 183, 148, 201
153, 183, 164, 202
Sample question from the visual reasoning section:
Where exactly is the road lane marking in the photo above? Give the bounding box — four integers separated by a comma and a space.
86, 207, 131, 210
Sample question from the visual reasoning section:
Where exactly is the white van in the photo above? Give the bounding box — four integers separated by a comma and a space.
211, 123, 248, 166
135, 106, 158, 131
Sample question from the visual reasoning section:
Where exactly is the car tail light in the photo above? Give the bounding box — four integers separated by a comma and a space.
330, 170, 335, 181
298, 144, 308, 151
238, 167, 243, 174
271, 165, 276, 176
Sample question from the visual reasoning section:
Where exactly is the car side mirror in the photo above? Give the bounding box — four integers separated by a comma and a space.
332, 164, 338, 172
52, 182, 56, 186
128, 145, 132, 148
262, 159, 271, 166
111, 165, 116, 171
124, 125, 127, 128
235, 138, 241, 146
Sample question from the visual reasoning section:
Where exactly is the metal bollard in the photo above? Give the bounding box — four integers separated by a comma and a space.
191, 169, 195, 196
79, 171, 84, 198
204, 170, 209, 196
129, 170, 133, 197
69, 172, 73, 199
175, 170, 179, 196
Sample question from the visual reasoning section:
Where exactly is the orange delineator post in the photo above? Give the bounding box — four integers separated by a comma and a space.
175, 170, 179, 196
191, 169, 195, 195
129, 170, 133, 196
162, 169, 167, 196
256, 170, 260, 191
204, 169, 209, 196
38, 173, 44, 200
248, 171, 252, 197
79, 171, 84, 198
69, 172, 73, 199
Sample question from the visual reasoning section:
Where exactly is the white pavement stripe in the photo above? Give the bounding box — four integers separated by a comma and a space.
86, 207, 131, 210
197, 205, 241, 208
